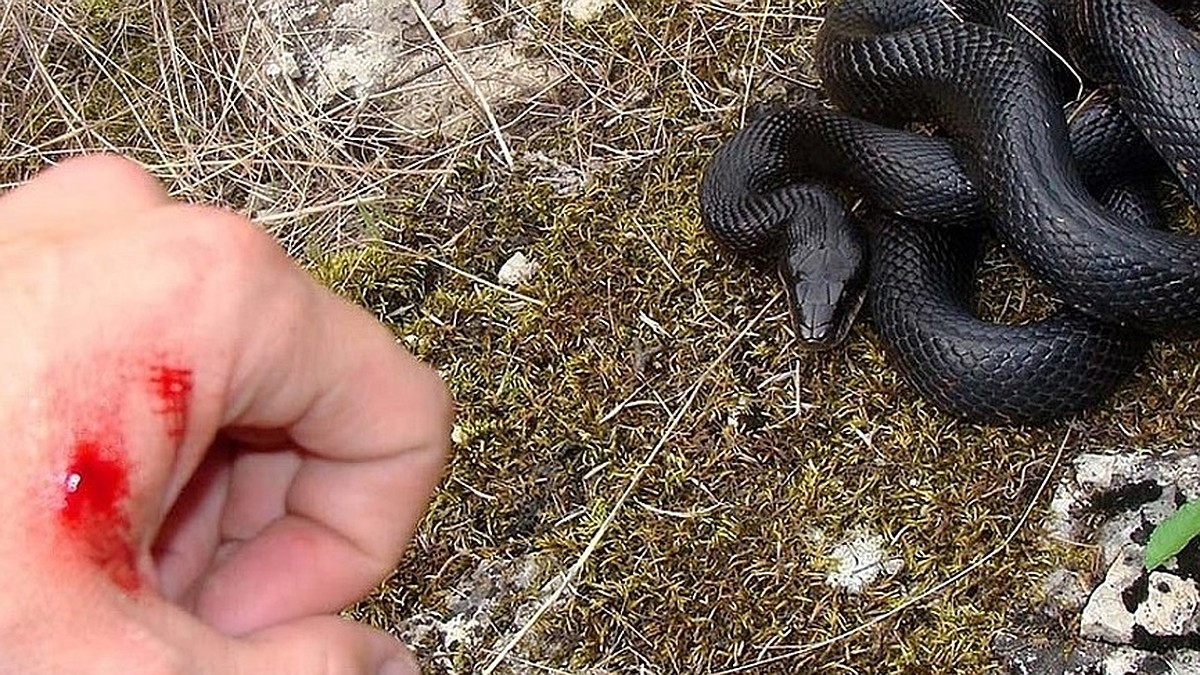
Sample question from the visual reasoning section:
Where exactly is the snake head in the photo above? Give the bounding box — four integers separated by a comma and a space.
778, 226, 869, 350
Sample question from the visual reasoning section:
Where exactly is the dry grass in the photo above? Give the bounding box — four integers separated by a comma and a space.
6, 0, 1200, 673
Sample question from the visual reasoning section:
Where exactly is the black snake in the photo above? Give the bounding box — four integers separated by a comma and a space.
699, 0, 1200, 424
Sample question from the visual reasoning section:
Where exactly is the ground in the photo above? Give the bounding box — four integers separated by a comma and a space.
4, 0, 1200, 673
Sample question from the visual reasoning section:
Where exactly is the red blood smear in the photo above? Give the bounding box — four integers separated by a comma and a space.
149, 364, 192, 441
60, 438, 139, 592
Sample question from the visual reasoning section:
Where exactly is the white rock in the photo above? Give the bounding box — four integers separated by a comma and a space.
1048, 451, 1200, 568
1004, 450, 1200, 675
497, 252, 539, 286
1075, 453, 1144, 491
265, 50, 301, 79
235, 0, 566, 141
1095, 505, 1159, 566
1046, 486, 1084, 542
1135, 572, 1200, 637
1174, 454, 1200, 498
1080, 545, 1142, 644
825, 531, 904, 594
563, 0, 612, 22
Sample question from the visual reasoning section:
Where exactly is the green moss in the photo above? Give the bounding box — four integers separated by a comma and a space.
306, 244, 438, 330
76, 0, 120, 18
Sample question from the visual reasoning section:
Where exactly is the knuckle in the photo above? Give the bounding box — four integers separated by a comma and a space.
153, 204, 292, 285
53, 153, 163, 196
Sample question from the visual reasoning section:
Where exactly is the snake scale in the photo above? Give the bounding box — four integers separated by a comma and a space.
699, 0, 1200, 424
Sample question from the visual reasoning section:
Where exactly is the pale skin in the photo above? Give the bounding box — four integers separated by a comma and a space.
0, 155, 452, 674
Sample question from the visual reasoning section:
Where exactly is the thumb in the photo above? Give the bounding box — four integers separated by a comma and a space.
239, 616, 420, 675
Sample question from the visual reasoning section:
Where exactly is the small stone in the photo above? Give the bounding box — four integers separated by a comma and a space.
825, 531, 903, 594
522, 151, 593, 195
497, 252, 539, 286
265, 50, 301, 79
563, 0, 612, 22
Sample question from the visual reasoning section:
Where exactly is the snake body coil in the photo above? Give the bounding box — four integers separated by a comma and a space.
700, 0, 1200, 423
816, 0, 1200, 332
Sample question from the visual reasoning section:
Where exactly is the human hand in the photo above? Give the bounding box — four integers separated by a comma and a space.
0, 155, 452, 674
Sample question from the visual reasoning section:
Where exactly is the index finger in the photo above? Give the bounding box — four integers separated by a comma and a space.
152, 206, 453, 633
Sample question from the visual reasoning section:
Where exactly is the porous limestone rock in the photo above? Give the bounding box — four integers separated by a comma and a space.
997, 450, 1200, 674
218, 0, 565, 142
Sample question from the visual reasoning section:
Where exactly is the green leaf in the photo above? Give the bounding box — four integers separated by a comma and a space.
1145, 499, 1200, 570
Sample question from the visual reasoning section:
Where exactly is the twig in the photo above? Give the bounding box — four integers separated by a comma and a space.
406, 0, 515, 170
1005, 11, 1085, 101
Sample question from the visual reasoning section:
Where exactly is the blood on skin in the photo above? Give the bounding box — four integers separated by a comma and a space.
59, 436, 139, 592
149, 364, 192, 441
49, 359, 191, 593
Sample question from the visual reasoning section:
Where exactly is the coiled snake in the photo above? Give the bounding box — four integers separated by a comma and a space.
699, 0, 1200, 424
